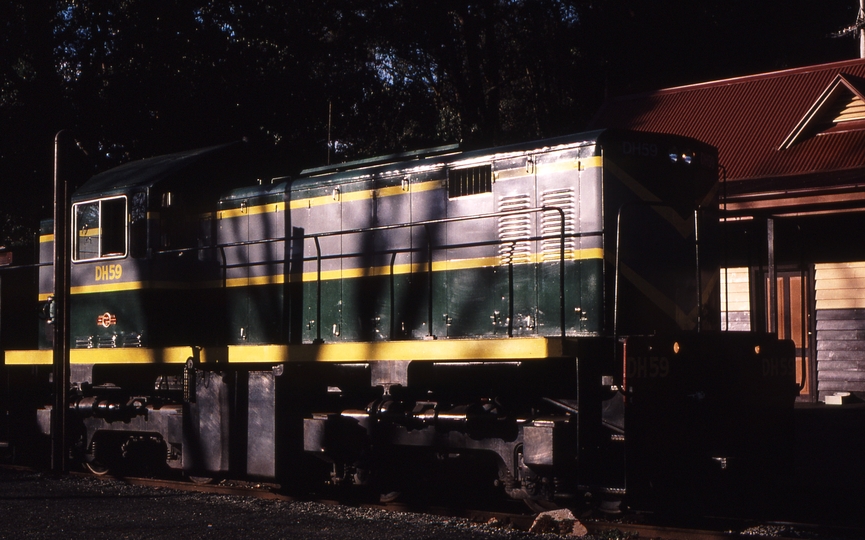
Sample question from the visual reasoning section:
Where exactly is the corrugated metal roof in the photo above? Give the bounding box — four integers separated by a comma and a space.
591, 58, 865, 183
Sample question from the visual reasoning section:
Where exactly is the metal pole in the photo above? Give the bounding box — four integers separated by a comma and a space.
767, 218, 777, 335
51, 131, 71, 473
313, 237, 323, 344
694, 209, 702, 332
860, 0, 865, 58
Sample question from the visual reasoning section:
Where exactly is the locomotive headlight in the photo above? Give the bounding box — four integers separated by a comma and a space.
754, 345, 761, 355
672, 342, 680, 354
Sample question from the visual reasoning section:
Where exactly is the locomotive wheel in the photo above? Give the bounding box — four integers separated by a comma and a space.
84, 434, 118, 476
188, 476, 215, 485
378, 490, 402, 503
83, 460, 111, 476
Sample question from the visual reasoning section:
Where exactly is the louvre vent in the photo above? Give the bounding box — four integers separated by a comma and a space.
98, 335, 118, 348
75, 336, 94, 349
541, 188, 577, 261
498, 194, 532, 265
123, 334, 143, 348
448, 165, 492, 198
833, 94, 865, 123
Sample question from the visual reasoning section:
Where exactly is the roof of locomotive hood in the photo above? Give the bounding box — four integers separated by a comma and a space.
74, 143, 237, 199
287, 129, 712, 189
289, 130, 609, 188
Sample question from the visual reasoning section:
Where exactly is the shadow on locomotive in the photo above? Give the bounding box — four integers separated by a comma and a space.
0, 129, 797, 513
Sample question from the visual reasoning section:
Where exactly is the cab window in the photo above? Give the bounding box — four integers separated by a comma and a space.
72, 196, 128, 261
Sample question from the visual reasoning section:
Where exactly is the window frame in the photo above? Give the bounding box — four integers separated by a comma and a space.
71, 195, 129, 262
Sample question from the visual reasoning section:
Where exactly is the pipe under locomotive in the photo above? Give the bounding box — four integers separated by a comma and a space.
0, 129, 796, 511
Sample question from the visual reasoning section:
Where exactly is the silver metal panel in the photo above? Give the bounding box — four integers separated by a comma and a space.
410, 177, 446, 338
183, 370, 229, 474
444, 173, 496, 337
493, 156, 539, 336
340, 179, 376, 273
445, 193, 496, 262
523, 424, 554, 467
295, 192, 341, 277
246, 371, 277, 478
577, 146, 603, 248
247, 198, 285, 281
410, 179, 447, 266
218, 206, 249, 283
373, 177, 412, 270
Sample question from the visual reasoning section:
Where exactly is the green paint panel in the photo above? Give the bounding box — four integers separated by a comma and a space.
291, 258, 604, 343
226, 284, 286, 345
538, 259, 604, 336
69, 287, 225, 349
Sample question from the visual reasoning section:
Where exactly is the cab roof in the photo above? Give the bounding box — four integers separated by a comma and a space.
74, 143, 236, 198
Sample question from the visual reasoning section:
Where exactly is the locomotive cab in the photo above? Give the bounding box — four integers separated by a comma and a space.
12, 143, 252, 473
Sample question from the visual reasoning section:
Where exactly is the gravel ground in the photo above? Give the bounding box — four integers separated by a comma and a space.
0, 468, 596, 540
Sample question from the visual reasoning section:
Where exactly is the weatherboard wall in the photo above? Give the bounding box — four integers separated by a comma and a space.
814, 261, 865, 400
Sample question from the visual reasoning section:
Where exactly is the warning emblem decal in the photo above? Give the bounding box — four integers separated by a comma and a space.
97, 312, 117, 328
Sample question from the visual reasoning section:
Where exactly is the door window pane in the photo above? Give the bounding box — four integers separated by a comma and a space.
72, 196, 128, 261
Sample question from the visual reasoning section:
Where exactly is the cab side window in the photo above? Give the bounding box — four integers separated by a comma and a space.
72, 196, 128, 261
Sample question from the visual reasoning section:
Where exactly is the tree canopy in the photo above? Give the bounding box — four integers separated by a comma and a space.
0, 1, 859, 244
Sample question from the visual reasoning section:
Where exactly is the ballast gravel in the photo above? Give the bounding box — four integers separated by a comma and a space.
0, 468, 602, 540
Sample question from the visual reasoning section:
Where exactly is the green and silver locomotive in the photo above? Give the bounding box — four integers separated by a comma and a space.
2, 129, 796, 510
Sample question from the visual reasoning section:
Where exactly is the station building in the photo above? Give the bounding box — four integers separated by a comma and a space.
592, 58, 865, 402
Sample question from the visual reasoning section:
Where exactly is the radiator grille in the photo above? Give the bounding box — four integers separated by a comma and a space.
498, 194, 532, 265
540, 188, 576, 261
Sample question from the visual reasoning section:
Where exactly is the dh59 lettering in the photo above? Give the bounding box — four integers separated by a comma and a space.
95, 264, 122, 281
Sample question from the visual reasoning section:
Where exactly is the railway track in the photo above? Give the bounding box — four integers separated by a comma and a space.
53, 469, 861, 540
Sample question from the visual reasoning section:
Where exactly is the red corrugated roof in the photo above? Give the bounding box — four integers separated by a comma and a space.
591, 58, 865, 183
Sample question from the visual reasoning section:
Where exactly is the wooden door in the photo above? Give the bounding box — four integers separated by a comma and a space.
769, 270, 815, 400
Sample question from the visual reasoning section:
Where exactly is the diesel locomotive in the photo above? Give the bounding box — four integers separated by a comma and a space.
0, 129, 796, 511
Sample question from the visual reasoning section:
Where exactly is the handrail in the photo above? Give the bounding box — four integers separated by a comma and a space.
29, 206, 581, 341
299, 206, 568, 340
199, 206, 577, 341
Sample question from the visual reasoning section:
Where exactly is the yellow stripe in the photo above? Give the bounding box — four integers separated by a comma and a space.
223, 248, 604, 287
579, 156, 603, 170
218, 202, 285, 220
6, 338, 564, 366
39, 248, 605, 296
286, 153, 601, 212
224, 274, 287, 288
4, 350, 52, 365
410, 180, 443, 193
289, 180, 443, 210
4, 346, 222, 365
439, 256, 500, 271
41, 234, 54, 243
67, 280, 224, 296
374, 185, 407, 198
71, 281, 144, 295
226, 337, 564, 363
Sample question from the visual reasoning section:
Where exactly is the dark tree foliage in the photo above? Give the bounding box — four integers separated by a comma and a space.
577, 0, 857, 97
0, 0, 859, 245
